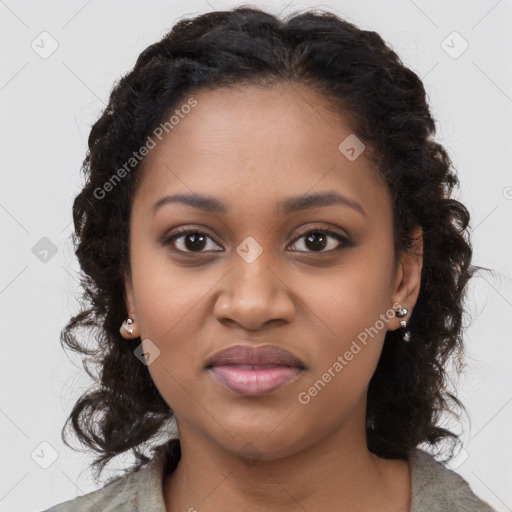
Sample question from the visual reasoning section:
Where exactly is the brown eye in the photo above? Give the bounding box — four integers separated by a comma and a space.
161, 229, 223, 254
289, 229, 350, 253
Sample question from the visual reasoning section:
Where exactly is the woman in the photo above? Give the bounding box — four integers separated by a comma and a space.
43, 6, 496, 511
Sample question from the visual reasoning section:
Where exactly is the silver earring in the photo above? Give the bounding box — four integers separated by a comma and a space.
395, 307, 411, 342
122, 318, 134, 335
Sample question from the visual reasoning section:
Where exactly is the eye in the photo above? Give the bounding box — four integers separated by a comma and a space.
288, 228, 350, 253
161, 226, 351, 255
160, 228, 223, 254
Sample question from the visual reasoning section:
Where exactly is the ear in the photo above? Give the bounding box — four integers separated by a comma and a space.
119, 268, 140, 339
390, 226, 423, 330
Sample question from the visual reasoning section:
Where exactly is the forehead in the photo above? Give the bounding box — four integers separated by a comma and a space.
133, 83, 390, 219
145, 83, 360, 166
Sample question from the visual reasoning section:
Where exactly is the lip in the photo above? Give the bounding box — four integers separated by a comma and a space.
205, 344, 305, 396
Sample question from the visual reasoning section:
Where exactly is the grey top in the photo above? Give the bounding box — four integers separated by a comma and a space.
41, 447, 496, 511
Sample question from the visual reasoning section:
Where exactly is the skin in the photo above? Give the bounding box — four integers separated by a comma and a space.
120, 82, 423, 511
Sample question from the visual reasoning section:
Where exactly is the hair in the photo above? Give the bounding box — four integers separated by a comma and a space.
61, 5, 488, 483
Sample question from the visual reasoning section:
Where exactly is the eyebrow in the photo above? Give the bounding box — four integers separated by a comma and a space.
152, 191, 367, 218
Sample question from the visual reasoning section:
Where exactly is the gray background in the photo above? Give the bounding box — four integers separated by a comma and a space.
1, 0, 511, 510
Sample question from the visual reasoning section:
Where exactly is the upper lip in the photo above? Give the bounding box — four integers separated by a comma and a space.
205, 344, 305, 369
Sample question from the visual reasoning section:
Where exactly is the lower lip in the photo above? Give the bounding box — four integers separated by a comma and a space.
208, 365, 302, 396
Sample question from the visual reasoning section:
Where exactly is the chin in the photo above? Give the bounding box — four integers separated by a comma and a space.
212, 421, 310, 462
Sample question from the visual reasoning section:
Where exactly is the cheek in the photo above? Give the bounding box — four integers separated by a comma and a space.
297, 253, 395, 394
130, 234, 215, 340
129, 256, 214, 409
293, 311, 387, 433
305, 256, 394, 342
137, 296, 204, 417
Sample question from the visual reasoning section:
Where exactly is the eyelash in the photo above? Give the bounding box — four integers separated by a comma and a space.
160, 226, 351, 255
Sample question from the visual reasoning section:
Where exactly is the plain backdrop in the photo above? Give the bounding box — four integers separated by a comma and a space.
1, 1, 511, 511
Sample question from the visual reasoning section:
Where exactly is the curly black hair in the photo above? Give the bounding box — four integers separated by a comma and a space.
60, 5, 486, 484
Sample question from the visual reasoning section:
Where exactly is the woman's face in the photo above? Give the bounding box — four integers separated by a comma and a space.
122, 83, 422, 460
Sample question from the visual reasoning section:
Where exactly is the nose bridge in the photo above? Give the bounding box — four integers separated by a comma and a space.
234, 247, 276, 295
213, 242, 294, 329
230, 244, 279, 305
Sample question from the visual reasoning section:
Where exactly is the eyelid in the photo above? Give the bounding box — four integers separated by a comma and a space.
160, 226, 224, 252
290, 224, 348, 241
161, 223, 351, 256
287, 226, 350, 252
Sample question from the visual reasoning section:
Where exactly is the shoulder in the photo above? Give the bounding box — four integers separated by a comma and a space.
41, 471, 140, 512
40, 453, 167, 512
409, 448, 497, 512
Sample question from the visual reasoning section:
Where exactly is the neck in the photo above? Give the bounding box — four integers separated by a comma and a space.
162, 407, 411, 511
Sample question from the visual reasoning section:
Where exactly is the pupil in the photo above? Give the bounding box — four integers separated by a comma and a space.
185, 233, 206, 251
306, 232, 326, 251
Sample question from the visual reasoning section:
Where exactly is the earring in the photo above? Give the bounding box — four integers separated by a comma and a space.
395, 307, 411, 342
122, 318, 135, 336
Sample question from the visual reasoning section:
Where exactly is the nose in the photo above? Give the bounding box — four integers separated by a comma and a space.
213, 253, 295, 331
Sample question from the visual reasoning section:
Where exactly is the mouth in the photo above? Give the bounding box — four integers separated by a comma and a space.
205, 344, 305, 396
